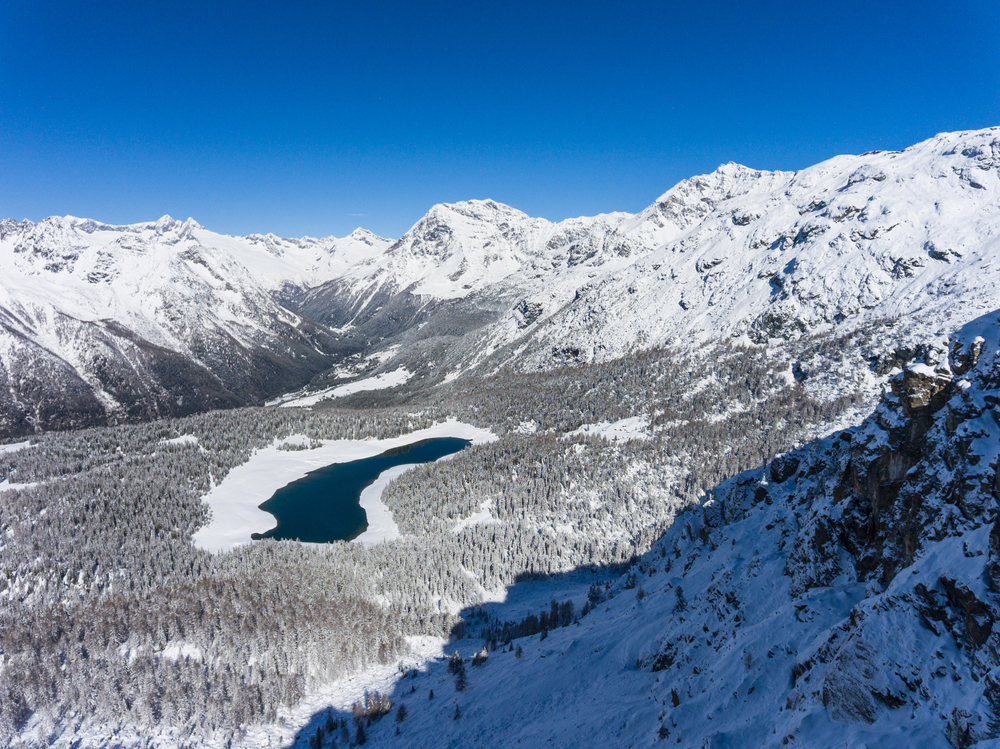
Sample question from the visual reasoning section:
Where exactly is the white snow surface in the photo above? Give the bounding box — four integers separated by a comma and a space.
270, 367, 412, 407
565, 415, 652, 442
192, 420, 496, 553
353, 464, 413, 547
450, 499, 498, 533
0, 218, 390, 352
0, 441, 34, 492
0, 440, 30, 455
159, 434, 200, 447
0, 479, 36, 493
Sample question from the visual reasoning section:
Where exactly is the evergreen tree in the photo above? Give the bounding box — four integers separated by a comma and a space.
673, 586, 688, 614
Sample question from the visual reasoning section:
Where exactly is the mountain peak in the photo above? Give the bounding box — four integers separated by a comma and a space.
347, 227, 389, 242
153, 215, 178, 231
426, 198, 529, 223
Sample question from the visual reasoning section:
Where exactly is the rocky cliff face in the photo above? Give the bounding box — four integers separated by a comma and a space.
663, 309, 1000, 745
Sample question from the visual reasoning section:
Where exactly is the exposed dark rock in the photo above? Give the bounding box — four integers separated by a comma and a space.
940, 576, 994, 648
890, 365, 953, 418
769, 453, 801, 484
513, 300, 544, 329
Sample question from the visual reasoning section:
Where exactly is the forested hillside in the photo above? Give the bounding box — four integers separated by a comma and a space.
0, 325, 879, 746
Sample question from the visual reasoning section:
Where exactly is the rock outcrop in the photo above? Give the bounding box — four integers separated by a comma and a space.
633, 309, 1000, 746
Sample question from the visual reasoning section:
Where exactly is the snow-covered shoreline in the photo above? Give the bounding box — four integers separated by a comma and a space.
192, 419, 496, 553
354, 464, 416, 547
0, 440, 30, 455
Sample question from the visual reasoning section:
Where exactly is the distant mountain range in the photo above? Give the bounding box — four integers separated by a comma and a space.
2, 126, 998, 437
0, 216, 392, 435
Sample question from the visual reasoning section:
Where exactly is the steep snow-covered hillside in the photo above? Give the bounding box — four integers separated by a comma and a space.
516, 127, 1000, 367
0, 216, 391, 435
291, 308, 1000, 749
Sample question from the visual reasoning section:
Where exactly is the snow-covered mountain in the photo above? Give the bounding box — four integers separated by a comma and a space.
0, 216, 391, 435
517, 127, 1000, 366
292, 169, 792, 375
282, 126, 1000, 391
3, 126, 999, 432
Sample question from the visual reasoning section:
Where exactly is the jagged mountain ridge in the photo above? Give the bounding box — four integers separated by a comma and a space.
0, 216, 392, 435
512, 127, 1000, 368
292, 165, 793, 378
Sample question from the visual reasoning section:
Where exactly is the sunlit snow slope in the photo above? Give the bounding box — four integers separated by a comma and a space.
311, 307, 1000, 749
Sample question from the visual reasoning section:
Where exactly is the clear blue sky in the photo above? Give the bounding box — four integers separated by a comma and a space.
2, 0, 997, 239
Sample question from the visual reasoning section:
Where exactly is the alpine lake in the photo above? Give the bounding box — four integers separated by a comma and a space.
252, 437, 472, 543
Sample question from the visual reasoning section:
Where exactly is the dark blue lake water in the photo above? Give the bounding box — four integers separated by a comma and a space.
252, 437, 471, 543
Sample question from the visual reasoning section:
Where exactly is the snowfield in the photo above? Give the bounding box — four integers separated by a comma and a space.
0, 440, 30, 455
269, 367, 413, 408
354, 464, 414, 547
565, 415, 652, 442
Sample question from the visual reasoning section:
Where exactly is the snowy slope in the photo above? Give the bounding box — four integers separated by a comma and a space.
282, 306, 1000, 749
0, 216, 391, 434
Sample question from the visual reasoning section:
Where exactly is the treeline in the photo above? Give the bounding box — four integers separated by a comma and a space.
475, 598, 579, 647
